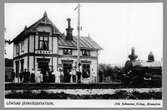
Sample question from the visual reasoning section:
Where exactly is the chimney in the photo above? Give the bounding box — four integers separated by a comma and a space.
128, 47, 138, 61
148, 51, 154, 62
66, 18, 73, 40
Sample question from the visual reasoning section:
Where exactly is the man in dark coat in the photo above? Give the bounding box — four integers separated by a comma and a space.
11, 69, 15, 82
27, 69, 30, 82
23, 69, 30, 83
19, 71, 23, 83
23, 69, 27, 83
48, 69, 52, 83
76, 70, 81, 83
30, 68, 35, 82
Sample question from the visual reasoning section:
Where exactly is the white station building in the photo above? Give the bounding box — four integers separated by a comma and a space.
11, 12, 102, 83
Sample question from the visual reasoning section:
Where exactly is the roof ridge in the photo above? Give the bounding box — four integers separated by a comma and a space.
11, 12, 62, 42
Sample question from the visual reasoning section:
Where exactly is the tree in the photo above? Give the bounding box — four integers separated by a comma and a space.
98, 64, 124, 82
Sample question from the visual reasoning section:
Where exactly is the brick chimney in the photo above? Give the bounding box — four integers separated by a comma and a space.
66, 18, 73, 40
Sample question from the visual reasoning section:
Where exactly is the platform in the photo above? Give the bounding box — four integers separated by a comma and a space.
5, 82, 123, 90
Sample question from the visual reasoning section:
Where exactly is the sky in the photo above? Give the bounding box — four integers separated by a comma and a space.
5, 3, 163, 66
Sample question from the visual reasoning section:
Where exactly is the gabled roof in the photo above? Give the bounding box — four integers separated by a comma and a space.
11, 11, 61, 43
58, 36, 102, 50
11, 12, 102, 50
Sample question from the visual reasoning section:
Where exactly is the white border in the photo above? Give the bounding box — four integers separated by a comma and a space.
4, 99, 163, 108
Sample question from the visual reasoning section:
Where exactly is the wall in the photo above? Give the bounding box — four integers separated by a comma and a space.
91, 50, 98, 57
13, 37, 28, 57
20, 37, 28, 55
58, 48, 98, 57
29, 56, 34, 72
13, 56, 28, 73
36, 25, 52, 33
29, 35, 34, 53
53, 57, 58, 72
53, 37, 58, 54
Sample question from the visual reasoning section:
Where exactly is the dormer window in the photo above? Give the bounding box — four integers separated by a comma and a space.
63, 48, 72, 55
38, 34, 49, 50
81, 49, 90, 56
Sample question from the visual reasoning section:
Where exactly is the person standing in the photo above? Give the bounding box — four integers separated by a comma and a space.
11, 69, 15, 83
55, 69, 61, 83
23, 69, 27, 83
76, 69, 81, 83
19, 71, 23, 83
92, 69, 96, 83
73, 69, 77, 83
27, 69, 30, 82
60, 68, 64, 83
70, 70, 73, 83
39, 70, 43, 83
36, 69, 41, 83
45, 70, 49, 83
30, 68, 35, 83
23, 69, 30, 83
48, 68, 53, 83
70, 68, 76, 83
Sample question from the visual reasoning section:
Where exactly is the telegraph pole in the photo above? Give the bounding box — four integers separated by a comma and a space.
75, 3, 81, 71
74, 3, 82, 83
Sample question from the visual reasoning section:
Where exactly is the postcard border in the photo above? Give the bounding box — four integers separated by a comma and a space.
0, 0, 166, 110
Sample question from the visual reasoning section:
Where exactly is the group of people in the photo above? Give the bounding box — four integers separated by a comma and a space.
10, 68, 83, 83
10, 68, 96, 83
53, 68, 82, 83
11, 69, 35, 83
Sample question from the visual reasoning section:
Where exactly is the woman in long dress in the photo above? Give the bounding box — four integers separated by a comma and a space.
91, 68, 96, 83
54, 69, 60, 83
36, 69, 41, 83
70, 69, 76, 83
60, 69, 64, 83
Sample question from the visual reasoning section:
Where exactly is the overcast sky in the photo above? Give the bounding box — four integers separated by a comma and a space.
5, 3, 163, 66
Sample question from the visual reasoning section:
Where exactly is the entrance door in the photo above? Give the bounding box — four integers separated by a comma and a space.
37, 58, 50, 82
63, 63, 72, 83
38, 61, 49, 74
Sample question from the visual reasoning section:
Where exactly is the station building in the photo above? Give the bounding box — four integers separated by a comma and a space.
11, 12, 102, 83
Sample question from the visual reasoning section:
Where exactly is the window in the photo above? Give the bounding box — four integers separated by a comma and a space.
81, 49, 90, 56
39, 35, 49, 50
21, 41, 24, 52
63, 49, 72, 55
16, 44, 20, 55
82, 64, 90, 78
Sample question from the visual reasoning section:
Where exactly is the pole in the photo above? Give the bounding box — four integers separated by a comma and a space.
77, 3, 81, 71
75, 3, 82, 83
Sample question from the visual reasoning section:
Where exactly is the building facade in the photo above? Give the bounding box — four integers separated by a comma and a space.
11, 12, 102, 83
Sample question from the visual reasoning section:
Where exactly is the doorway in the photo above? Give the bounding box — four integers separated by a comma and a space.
37, 58, 50, 82
63, 63, 72, 83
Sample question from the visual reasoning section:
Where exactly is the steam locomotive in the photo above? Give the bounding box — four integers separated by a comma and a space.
122, 60, 162, 87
